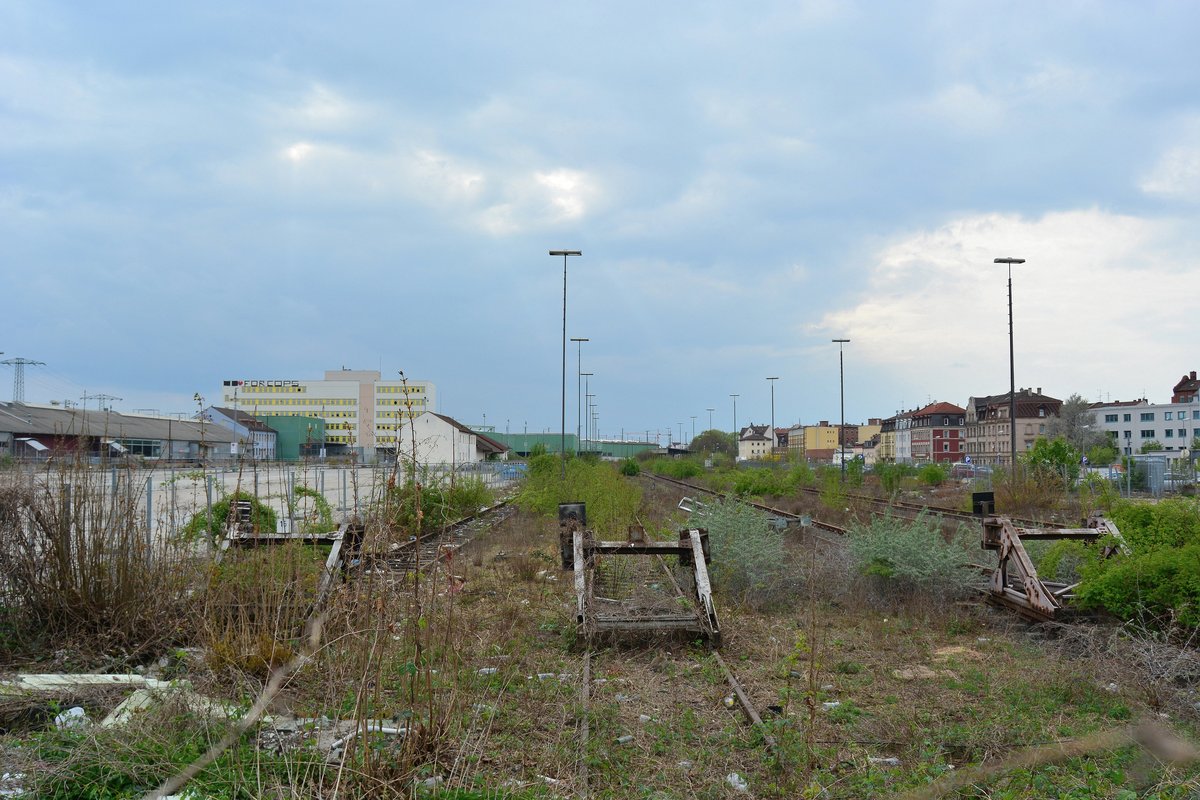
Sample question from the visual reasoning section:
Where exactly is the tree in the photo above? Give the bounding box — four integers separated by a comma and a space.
1140, 440, 1165, 454
689, 429, 736, 457
1024, 436, 1082, 486
1047, 393, 1109, 455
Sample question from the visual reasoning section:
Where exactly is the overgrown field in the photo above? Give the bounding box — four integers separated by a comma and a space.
0, 461, 1199, 798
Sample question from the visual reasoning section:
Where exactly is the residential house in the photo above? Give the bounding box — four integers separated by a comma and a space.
737, 424, 773, 461
201, 406, 277, 460
908, 402, 966, 463
964, 388, 1062, 466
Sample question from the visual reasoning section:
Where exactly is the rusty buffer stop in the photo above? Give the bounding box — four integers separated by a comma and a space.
558, 502, 721, 646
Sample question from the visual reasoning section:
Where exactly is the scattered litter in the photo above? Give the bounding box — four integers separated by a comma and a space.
420, 776, 444, 789
821, 684, 835, 691
616, 735, 634, 744
477, 668, 498, 676
976, 637, 990, 643
614, 692, 633, 702
638, 714, 653, 724
538, 775, 561, 786
869, 756, 901, 767
722, 695, 736, 709
54, 706, 89, 729
677, 760, 694, 770
789, 670, 803, 679
535, 673, 557, 680
822, 701, 841, 711
726, 772, 749, 792
766, 704, 784, 716
1105, 682, 1120, 693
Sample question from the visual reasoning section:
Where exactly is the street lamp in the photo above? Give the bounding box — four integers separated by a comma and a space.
582, 375, 593, 453
995, 257, 1026, 472
731, 394, 740, 460
767, 377, 779, 455
690, 415, 697, 444
551, 249, 582, 478
706, 407, 715, 431
571, 337, 589, 453
832, 340, 850, 480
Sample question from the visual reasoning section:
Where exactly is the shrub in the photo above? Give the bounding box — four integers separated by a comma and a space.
182, 490, 278, 543
848, 513, 976, 600
647, 458, 703, 480
514, 458, 641, 537
1076, 544, 1200, 628
618, 457, 640, 476
382, 473, 494, 533
690, 499, 792, 610
918, 463, 949, 487
1108, 497, 1200, 554
875, 463, 912, 496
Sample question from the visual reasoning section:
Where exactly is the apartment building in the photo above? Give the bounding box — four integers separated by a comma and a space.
221, 369, 436, 458
1092, 372, 1200, 459
964, 388, 1061, 466
909, 402, 966, 463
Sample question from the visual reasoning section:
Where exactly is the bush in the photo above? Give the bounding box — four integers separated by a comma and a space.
182, 490, 278, 543
646, 458, 703, 479
383, 473, 494, 533
918, 463, 949, 487
1076, 544, 1200, 628
690, 499, 792, 610
514, 458, 641, 537
1108, 497, 1200, 554
618, 457, 640, 476
848, 513, 976, 600
875, 463, 913, 496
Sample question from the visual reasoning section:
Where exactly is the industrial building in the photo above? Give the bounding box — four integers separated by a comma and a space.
220, 369, 436, 460
0, 403, 237, 462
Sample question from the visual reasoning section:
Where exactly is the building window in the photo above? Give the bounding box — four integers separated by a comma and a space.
1194, 410, 1200, 420
1105, 414, 1118, 423
1124, 413, 1132, 422
1166, 430, 1174, 438
1141, 413, 1155, 422
1141, 430, 1155, 438
1165, 412, 1174, 420
1180, 429, 1187, 438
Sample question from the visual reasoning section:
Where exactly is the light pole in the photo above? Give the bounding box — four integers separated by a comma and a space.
582, 375, 593, 453
690, 415, 697, 445
551, 249, 582, 479
832, 339, 850, 480
731, 394, 740, 460
706, 407, 715, 431
995, 257, 1025, 473
767, 377, 779, 455
571, 337, 589, 453
678, 422, 684, 446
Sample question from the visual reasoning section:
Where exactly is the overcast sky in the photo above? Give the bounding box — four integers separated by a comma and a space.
4, 1, 1199, 440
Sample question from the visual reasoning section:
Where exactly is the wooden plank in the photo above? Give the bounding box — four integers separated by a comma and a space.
689, 528, 720, 640
574, 528, 587, 627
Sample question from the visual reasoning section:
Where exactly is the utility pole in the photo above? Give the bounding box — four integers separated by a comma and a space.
2, 358, 45, 403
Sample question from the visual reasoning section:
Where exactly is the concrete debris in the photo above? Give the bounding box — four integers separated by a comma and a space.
677, 760, 694, 770
726, 772, 749, 792
891, 665, 938, 681
616, 734, 634, 744
638, 714, 653, 724
1105, 682, 1120, 693
54, 706, 89, 730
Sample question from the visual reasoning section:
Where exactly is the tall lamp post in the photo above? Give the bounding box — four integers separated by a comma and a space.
690, 415, 697, 445
582, 375, 593, 453
994, 257, 1025, 472
832, 339, 850, 479
767, 377, 779, 455
571, 337, 589, 453
706, 407, 715, 431
731, 394, 740, 459
551, 249, 582, 479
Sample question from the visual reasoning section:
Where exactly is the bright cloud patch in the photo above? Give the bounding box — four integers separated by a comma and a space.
813, 210, 1196, 402
1141, 146, 1200, 200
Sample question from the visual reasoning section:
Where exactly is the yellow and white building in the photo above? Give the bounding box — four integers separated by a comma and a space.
221, 369, 436, 457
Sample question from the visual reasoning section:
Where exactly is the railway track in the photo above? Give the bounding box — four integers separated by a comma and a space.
365, 500, 516, 572
576, 550, 776, 799
645, 471, 1063, 532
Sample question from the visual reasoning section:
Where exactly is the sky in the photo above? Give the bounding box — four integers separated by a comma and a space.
3, 1, 1200, 441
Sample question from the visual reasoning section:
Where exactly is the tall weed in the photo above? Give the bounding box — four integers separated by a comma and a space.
848, 513, 977, 602
690, 499, 793, 609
